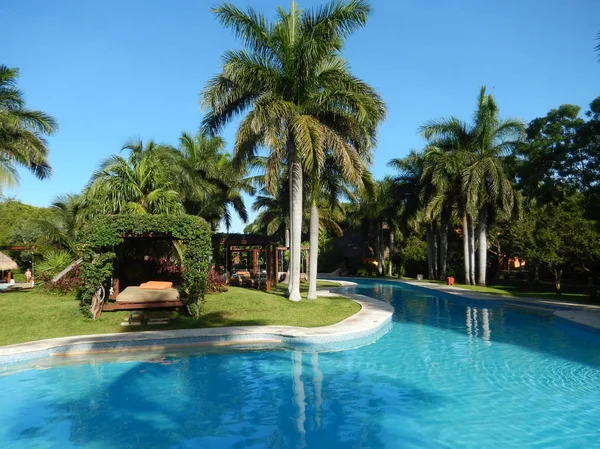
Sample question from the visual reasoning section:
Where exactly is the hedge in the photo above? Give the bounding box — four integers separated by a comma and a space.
78, 214, 212, 318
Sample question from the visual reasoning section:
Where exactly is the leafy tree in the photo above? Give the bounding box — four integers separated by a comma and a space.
85, 139, 184, 215
0, 66, 57, 188
511, 195, 600, 293
201, 0, 385, 301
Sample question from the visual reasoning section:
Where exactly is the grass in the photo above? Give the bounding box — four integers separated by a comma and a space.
0, 281, 359, 346
417, 279, 591, 303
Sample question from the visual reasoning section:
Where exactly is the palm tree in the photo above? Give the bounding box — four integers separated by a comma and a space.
421, 86, 524, 286
350, 176, 397, 276
201, 1, 385, 301
0, 65, 57, 187
34, 193, 85, 253
306, 155, 362, 298
175, 131, 252, 230
85, 139, 184, 215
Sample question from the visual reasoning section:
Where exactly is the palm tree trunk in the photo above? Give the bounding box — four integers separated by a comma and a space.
307, 201, 319, 300
433, 230, 439, 280
378, 222, 385, 276
281, 228, 290, 285
438, 222, 448, 281
462, 215, 470, 284
287, 170, 295, 295
388, 230, 394, 277
468, 214, 476, 285
477, 205, 488, 286
288, 160, 303, 302
426, 226, 435, 280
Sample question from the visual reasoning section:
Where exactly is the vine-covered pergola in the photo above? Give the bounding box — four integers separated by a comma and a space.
78, 214, 212, 319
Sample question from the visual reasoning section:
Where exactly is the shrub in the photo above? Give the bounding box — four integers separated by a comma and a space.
206, 270, 228, 294
43, 263, 82, 295
37, 249, 73, 278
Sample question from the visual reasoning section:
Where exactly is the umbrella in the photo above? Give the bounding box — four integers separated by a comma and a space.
0, 252, 18, 271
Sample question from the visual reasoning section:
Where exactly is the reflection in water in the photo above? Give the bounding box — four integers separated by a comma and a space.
2, 281, 600, 448
466, 306, 491, 344
291, 351, 306, 449
311, 353, 323, 429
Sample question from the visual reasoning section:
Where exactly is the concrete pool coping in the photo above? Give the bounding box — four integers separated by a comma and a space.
0, 282, 394, 364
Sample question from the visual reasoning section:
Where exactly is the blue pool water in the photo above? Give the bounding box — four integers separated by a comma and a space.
2, 280, 600, 448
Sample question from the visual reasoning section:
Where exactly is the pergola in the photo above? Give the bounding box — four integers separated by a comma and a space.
214, 233, 279, 292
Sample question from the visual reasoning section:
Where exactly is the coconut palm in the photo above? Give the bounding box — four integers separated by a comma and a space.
421, 86, 524, 286
201, 0, 385, 301
175, 131, 252, 230
85, 139, 184, 215
0, 65, 57, 187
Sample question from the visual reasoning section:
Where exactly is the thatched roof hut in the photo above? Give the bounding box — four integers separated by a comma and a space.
0, 252, 18, 271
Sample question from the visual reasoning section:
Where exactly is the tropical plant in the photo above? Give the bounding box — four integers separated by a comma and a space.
420, 86, 524, 286
33, 193, 84, 253
350, 176, 398, 276
85, 139, 184, 215
37, 249, 73, 278
201, 0, 385, 301
0, 65, 58, 188
175, 131, 252, 230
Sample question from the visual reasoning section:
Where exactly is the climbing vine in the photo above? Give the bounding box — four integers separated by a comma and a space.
78, 214, 212, 318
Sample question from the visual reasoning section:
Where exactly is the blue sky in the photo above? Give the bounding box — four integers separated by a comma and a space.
2, 0, 599, 232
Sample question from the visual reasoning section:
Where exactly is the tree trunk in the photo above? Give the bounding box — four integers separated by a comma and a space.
375, 221, 384, 275
477, 205, 488, 286
426, 226, 435, 280
438, 220, 448, 281
288, 160, 302, 302
462, 215, 471, 284
280, 228, 290, 285
433, 229, 439, 280
307, 201, 319, 300
388, 230, 394, 277
287, 174, 294, 295
468, 214, 476, 285
554, 268, 563, 295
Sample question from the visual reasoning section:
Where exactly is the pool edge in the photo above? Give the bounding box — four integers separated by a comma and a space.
0, 288, 393, 365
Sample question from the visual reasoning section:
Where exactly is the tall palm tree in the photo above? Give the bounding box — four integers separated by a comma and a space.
421, 86, 524, 286
306, 155, 362, 298
201, 0, 385, 301
350, 176, 397, 276
85, 139, 184, 215
175, 131, 252, 230
0, 65, 57, 187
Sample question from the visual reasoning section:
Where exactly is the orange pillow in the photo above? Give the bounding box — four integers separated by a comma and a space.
140, 281, 173, 290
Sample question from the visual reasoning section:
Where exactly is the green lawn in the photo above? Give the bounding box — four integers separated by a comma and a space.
0, 281, 358, 346
416, 279, 591, 303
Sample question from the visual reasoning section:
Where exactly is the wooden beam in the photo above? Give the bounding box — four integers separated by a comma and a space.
102, 300, 185, 311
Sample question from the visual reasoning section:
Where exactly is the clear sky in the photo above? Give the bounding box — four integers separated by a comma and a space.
2, 0, 599, 232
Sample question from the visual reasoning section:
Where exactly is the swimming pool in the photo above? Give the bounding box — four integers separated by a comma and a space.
1, 280, 599, 448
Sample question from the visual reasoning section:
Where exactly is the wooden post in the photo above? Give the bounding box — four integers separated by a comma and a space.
266, 245, 271, 292
109, 278, 120, 299
274, 247, 279, 287
253, 248, 258, 275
